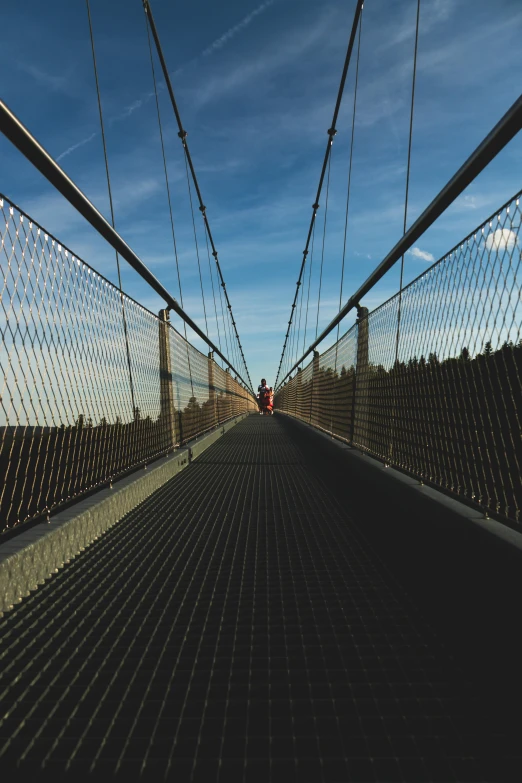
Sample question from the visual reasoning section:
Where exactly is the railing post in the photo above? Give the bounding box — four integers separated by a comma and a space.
208, 351, 217, 429
158, 308, 177, 449
295, 367, 302, 418
310, 350, 320, 425
353, 306, 369, 446
225, 367, 231, 420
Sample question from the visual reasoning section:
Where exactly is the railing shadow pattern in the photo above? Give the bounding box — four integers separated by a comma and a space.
0, 195, 256, 535
276, 190, 522, 525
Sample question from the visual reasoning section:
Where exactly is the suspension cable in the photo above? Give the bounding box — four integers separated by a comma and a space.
203, 225, 223, 353
336, 12, 363, 344
394, 0, 421, 366
183, 148, 210, 337
315, 148, 333, 339
294, 246, 306, 368
145, 18, 196, 404
388, 0, 421, 464
275, 0, 364, 388
143, 0, 253, 392
85, 0, 137, 417
302, 220, 316, 358
332, 8, 363, 433
145, 18, 184, 308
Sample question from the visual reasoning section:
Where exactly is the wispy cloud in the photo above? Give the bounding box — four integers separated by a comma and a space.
109, 90, 158, 125
202, 0, 277, 57
409, 246, 435, 262
189, 6, 338, 109
16, 62, 70, 93
55, 89, 158, 161
56, 132, 97, 162
174, 0, 279, 76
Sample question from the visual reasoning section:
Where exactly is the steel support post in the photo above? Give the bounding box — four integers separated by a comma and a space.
353, 307, 369, 446
310, 351, 320, 425
295, 367, 302, 419
158, 309, 177, 449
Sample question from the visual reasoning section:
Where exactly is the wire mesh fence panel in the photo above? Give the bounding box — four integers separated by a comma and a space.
169, 331, 210, 443
330, 327, 358, 441
0, 195, 255, 535
352, 296, 400, 460
360, 193, 522, 522
277, 190, 522, 525
214, 364, 231, 423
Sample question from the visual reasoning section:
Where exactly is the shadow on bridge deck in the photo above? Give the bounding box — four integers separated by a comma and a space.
1, 414, 521, 782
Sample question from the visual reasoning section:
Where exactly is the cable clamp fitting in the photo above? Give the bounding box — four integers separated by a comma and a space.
312, 203, 320, 210
178, 130, 187, 140
327, 127, 337, 137
212, 251, 218, 258
199, 205, 206, 213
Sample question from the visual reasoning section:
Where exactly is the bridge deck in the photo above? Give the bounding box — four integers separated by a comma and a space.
0, 415, 520, 782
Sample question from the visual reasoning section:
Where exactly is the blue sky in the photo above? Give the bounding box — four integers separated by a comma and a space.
1, 0, 521, 389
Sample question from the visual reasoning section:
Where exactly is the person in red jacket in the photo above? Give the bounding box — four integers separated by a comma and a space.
266, 387, 274, 415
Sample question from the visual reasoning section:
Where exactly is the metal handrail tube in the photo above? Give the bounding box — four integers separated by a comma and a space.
0, 99, 253, 395
277, 92, 522, 388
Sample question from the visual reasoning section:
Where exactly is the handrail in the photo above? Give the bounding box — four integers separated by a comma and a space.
277, 92, 522, 388
0, 99, 253, 395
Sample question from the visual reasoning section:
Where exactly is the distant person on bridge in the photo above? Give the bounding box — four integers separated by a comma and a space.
257, 379, 271, 415
268, 387, 274, 415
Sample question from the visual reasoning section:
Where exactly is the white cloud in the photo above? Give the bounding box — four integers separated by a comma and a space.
485, 228, 518, 252
409, 246, 435, 262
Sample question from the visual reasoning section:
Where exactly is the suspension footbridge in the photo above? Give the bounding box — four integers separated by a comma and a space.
1, 1, 522, 781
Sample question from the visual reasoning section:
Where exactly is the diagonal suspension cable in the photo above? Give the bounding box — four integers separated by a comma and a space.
275, 0, 365, 388
145, 16, 196, 404
388, 0, 421, 464
203, 227, 223, 353
85, 0, 137, 418
315, 149, 333, 340
336, 11, 363, 343
143, 0, 253, 392
183, 149, 210, 337
302, 220, 316, 358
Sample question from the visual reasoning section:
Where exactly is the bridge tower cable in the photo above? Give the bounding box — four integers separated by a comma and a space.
142, 0, 254, 393
274, 0, 365, 389
85, 0, 137, 419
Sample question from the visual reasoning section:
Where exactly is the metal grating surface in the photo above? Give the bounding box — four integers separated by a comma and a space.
0, 416, 520, 782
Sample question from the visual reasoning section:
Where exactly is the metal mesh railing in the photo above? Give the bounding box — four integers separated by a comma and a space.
0, 195, 256, 535
276, 190, 522, 525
